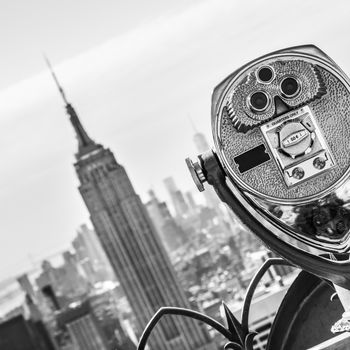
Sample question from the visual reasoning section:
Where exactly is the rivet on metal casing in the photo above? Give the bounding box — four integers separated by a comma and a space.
185, 157, 206, 192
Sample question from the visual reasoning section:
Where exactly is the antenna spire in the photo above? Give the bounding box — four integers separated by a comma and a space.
44, 55, 98, 157
43, 54, 69, 105
188, 115, 198, 133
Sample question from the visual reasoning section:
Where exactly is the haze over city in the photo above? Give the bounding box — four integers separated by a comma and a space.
0, 0, 349, 281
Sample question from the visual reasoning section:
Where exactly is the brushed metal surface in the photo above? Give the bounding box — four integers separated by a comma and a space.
211, 45, 350, 253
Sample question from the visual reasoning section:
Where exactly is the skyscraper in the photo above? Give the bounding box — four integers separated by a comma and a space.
163, 177, 190, 218
146, 190, 187, 252
0, 314, 56, 350
47, 60, 214, 350
36, 255, 88, 303
72, 224, 116, 283
193, 131, 210, 154
17, 274, 59, 349
57, 301, 109, 350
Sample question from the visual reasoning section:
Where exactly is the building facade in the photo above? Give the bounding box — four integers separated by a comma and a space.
0, 314, 56, 350
163, 177, 190, 218
72, 224, 116, 283
146, 190, 187, 252
36, 255, 88, 305
57, 301, 109, 350
49, 66, 214, 350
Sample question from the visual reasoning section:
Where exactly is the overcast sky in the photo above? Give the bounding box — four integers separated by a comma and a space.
1, 0, 350, 280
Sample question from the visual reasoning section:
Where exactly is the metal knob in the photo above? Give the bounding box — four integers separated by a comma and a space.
185, 157, 206, 192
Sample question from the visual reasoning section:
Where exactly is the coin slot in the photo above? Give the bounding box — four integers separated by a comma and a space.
234, 144, 271, 173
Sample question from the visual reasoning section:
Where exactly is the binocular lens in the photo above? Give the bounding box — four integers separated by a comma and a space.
249, 91, 269, 112
257, 66, 274, 83
280, 77, 300, 97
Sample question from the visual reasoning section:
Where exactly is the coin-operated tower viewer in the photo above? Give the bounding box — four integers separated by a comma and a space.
187, 45, 350, 333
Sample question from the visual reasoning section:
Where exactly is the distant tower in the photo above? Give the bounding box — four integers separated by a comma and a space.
17, 274, 37, 302
16, 274, 59, 350
146, 190, 187, 252
184, 190, 198, 214
193, 131, 210, 154
163, 177, 190, 217
46, 59, 214, 350
72, 224, 116, 283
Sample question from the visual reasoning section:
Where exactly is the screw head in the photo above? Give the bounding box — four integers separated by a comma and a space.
292, 167, 305, 180
313, 156, 326, 170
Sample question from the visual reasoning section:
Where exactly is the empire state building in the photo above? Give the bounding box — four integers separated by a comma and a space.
47, 62, 214, 350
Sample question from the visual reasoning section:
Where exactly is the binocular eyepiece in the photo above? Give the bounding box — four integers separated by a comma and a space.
247, 66, 301, 114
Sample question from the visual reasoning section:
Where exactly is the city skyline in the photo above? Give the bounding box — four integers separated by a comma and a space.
1, 3, 349, 348
1, 0, 350, 281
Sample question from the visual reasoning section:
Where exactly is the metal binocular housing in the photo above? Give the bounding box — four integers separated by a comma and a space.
187, 45, 350, 289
